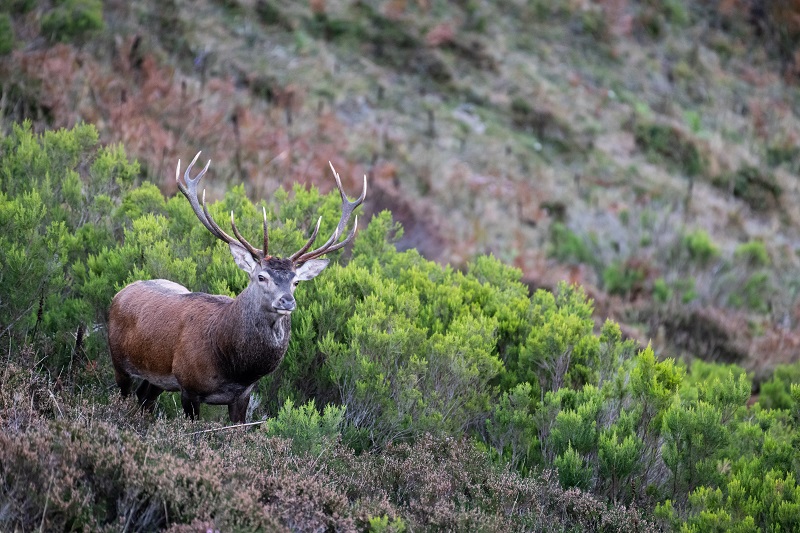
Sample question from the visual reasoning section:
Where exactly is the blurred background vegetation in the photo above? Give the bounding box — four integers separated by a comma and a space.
2, 1, 800, 531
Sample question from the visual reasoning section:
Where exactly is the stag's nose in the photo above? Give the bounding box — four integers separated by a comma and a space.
274, 294, 296, 313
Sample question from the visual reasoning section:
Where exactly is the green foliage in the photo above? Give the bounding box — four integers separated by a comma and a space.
41, 0, 104, 43
264, 398, 345, 456
634, 121, 704, 176
602, 260, 646, 296
728, 271, 773, 313
653, 276, 697, 305
653, 277, 672, 303
734, 240, 770, 267
0, 12, 13, 55
518, 283, 599, 394
486, 382, 539, 471
682, 229, 719, 265
368, 514, 407, 533
548, 222, 597, 266
681, 359, 749, 395
7, 123, 800, 531
599, 429, 642, 500
759, 361, 800, 410
629, 346, 684, 432
0, 122, 137, 367
660, 0, 690, 26
555, 443, 592, 490
713, 165, 781, 212
661, 400, 728, 496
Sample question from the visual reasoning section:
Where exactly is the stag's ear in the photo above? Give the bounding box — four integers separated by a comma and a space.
229, 242, 259, 273
295, 259, 329, 281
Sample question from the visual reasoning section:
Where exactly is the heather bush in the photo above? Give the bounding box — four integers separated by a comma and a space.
41, 0, 104, 43
1, 362, 659, 532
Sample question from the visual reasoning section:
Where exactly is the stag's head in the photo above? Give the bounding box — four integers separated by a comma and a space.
176, 152, 366, 315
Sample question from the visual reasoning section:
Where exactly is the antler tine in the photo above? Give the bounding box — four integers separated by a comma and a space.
176, 153, 223, 240
309, 216, 358, 257
330, 162, 367, 238
200, 190, 238, 246
176, 152, 266, 261
230, 211, 263, 259
289, 217, 323, 261
268, 205, 269, 258
292, 163, 366, 264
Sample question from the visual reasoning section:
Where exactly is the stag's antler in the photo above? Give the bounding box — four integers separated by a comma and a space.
176, 152, 269, 260
290, 162, 367, 264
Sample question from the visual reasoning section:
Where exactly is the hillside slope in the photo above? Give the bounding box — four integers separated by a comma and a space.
3, 0, 800, 379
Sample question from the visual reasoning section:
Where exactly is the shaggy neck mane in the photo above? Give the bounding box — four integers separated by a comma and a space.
212, 282, 292, 384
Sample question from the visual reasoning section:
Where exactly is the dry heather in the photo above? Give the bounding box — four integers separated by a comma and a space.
0, 361, 656, 532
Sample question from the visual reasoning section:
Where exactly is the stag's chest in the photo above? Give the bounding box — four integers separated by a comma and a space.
217, 316, 292, 384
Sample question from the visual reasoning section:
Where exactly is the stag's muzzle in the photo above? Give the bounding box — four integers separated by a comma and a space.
274, 294, 296, 314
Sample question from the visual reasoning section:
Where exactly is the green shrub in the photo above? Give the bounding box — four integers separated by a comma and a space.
734, 240, 770, 267
264, 398, 345, 456
713, 166, 781, 212
548, 222, 597, 266
653, 276, 697, 306
41, 0, 104, 43
599, 429, 643, 500
759, 361, 800, 410
661, 0, 690, 26
602, 259, 647, 296
8, 122, 800, 532
6, 0, 35, 13
368, 514, 407, 533
517, 283, 599, 395
634, 121, 704, 176
0, 13, 13, 55
653, 277, 672, 303
485, 381, 539, 471
0, 122, 138, 368
682, 229, 719, 265
727, 271, 773, 313
555, 443, 592, 490
766, 141, 800, 171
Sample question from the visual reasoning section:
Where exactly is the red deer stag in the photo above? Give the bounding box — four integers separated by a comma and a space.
108, 153, 366, 422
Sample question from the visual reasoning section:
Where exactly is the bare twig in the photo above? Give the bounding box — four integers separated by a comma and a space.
185, 419, 267, 436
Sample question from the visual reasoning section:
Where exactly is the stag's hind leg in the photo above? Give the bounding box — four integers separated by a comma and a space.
112, 361, 133, 398
135, 380, 164, 412
181, 390, 201, 420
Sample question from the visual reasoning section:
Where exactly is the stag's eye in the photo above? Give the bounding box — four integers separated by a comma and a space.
258, 274, 267, 283
293, 280, 300, 287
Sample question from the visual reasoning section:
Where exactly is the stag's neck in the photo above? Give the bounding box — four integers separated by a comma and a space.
213, 285, 292, 384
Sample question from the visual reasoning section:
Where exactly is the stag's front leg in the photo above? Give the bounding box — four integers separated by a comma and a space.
228, 392, 251, 423
180, 389, 201, 420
